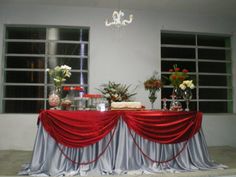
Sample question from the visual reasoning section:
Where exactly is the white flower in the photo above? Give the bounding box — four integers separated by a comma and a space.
49, 65, 72, 88
180, 80, 195, 90
179, 84, 186, 90
190, 83, 195, 89
61, 65, 71, 70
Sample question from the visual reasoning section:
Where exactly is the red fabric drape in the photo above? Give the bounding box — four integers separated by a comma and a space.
39, 110, 202, 148
123, 111, 202, 144
39, 110, 120, 148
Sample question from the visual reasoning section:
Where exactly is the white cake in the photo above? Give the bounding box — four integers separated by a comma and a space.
111, 102, 142, 110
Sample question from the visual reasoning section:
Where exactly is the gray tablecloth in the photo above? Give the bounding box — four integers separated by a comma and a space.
20, 119, 226, 176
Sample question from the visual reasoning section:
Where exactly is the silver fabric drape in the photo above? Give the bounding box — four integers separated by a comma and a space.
19, 119, 226, 176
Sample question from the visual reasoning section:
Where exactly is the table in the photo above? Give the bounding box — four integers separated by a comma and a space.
20, 110, 225, 176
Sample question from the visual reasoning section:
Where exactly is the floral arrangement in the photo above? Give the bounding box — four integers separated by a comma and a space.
144, 72, 162, 91
144, 72, 162, 109
179, 80, 195, 90
169, 64, 189, 87
98, 81, 136, 103
48, 65, 72, 89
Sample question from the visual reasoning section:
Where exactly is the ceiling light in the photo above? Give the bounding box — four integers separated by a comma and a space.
105, 10, 133, 27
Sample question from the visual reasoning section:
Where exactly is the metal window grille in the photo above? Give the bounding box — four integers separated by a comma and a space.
2, 25, 89, 113
161, 31, 232, 113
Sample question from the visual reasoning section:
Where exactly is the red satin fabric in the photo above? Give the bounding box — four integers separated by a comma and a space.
123, 111, 202, 144
39, 110, 120, 148
39, 110, 202, 148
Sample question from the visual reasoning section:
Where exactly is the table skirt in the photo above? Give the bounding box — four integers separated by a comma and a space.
20, 119, 226, 176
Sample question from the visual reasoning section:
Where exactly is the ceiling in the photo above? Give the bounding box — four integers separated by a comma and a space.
1, 0, 236, 18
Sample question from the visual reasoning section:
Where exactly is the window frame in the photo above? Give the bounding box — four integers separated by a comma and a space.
2, 25, 90, 113
161, 31, 232, 113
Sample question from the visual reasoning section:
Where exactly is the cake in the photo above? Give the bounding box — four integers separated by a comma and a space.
111, 102, 142, 110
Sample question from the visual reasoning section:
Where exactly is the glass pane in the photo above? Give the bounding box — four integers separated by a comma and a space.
46, 86, 65, 99
199, 88, 232, 99
5, 86, 44, 98
5, 71, 45, 83
66, 72, 88, 84
47, 72, 88, 85
161, 88, 196, 100
182, 101, 197, 111
161, 73, 197, 86
57, 28, 81, 41
161, 47, 195, 59
198, 35, 230, 47
6, 56, 45, 69
199, 101, 232, 113
161, 33, 195, 45
198, 62, 231, 73
47, 28, 89, 41
6, 27, 46, 39
4, 100, 44, 113
6, 42, 45, 54
48, 43, 88, 56
81, 28, 89, 41
161, 74, 171, 85
161, 60, 196, 72
198, 49, 230, 60
199, 75, 231, 86
47, 57, 88, 70
161, 88, 173, 99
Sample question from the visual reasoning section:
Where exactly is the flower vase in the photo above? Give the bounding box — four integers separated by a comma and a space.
172, 87, 182, 98
55, 86, 62, 97
182, 88, 192, 111
148, 89, 157, 110
48, 89, 61, 109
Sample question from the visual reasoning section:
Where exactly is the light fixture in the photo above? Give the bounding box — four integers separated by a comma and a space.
105, 0, 133, 28
105, 10, 133, 27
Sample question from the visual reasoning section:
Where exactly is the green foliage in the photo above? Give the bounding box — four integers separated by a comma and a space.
98, 81, 136, 102
48, 65, 72, 88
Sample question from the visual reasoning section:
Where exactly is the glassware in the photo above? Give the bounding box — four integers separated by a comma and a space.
148, 89, 157, 110
96, 98, 108, 112
61, 97, 72, 110
170, 87, 183, 111
74, 97, 85, 110
162, 98, 168, 111
169, 95, 183, 111
48, 90, 60, 109
182, 88, 192, 111
172, 87, 182, 98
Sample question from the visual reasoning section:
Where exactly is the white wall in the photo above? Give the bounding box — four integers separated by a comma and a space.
0, 2, 236, 150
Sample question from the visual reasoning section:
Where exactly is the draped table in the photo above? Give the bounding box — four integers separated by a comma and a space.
20, 110, 226, 176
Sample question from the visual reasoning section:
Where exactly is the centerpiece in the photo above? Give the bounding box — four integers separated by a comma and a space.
144, 72, 162, 110
168, 64, 189, 111
169, 64, 189, 97
179, 80, 195, 111
98, 81, 136, 106
47, 65, 72, 109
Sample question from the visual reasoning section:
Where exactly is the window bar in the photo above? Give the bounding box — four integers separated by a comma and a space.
195, 34, 199, 111
80, 29, 85, 95
44, 28, 49, 110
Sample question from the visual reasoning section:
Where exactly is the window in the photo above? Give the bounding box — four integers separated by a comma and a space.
161, 31, 232, 113
2, 26, 89, 113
